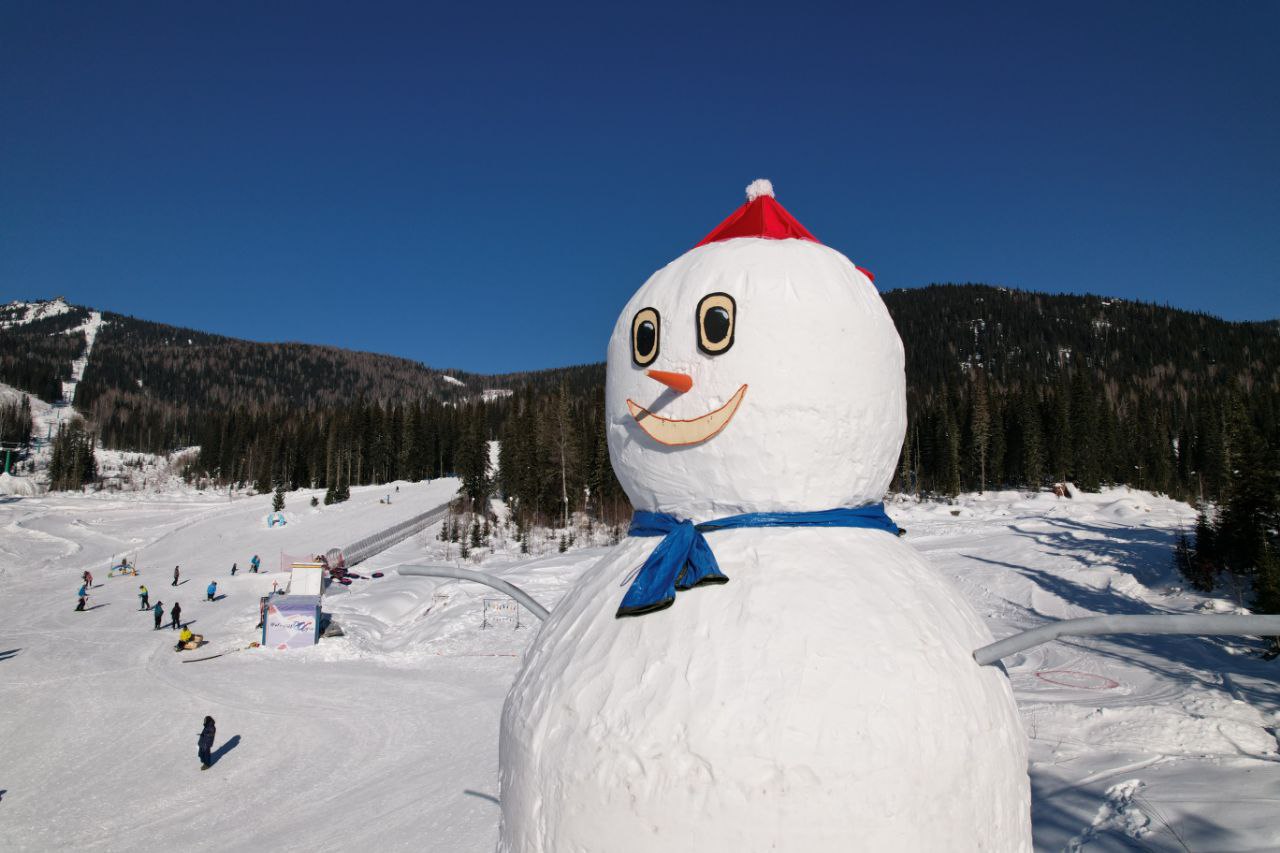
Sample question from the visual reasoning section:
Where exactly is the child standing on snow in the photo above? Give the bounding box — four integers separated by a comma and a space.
198, 716, 216, 769
153, 601, 164, 629
170, 601, 182, 629
139, 585, 149, 610
206, 581, 217, 602
172, 565, 180, 586
250, 554, 260, 573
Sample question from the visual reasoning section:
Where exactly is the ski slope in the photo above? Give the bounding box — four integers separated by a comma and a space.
1, 485, 1277, 851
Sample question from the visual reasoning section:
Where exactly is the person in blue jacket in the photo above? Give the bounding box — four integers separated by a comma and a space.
75, 584, 88, 611
153, 600, 164, 629
206, 581, 218, 602
250, 554, 260, 573
198, 716, 216, 769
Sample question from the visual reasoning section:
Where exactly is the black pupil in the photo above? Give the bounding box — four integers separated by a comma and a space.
636, 320, 656, 356
703, 307, 730, 344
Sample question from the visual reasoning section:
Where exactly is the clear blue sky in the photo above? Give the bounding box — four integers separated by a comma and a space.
3, 1, 1277, 373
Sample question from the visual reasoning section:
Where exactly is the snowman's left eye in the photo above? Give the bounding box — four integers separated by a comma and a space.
697, 293, 735, 355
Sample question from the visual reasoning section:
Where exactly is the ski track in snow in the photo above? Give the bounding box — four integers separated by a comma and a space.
1, 485, 1278, 851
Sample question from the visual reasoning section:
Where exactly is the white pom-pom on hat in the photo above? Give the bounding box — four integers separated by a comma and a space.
745, 178, 775, 202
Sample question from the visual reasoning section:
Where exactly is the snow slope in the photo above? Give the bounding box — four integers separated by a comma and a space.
60, 310, 103, 405
1, 485, 1277, 852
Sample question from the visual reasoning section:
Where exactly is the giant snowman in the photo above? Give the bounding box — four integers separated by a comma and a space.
498, 181, 1030, 852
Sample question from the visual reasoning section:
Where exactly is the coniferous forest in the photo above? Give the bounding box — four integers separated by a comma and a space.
2, 286, 1277, 607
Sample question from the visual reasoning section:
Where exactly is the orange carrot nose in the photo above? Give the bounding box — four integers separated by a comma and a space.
646, 370, 693, 393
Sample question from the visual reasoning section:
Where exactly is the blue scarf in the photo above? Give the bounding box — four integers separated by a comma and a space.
618, 505, 900, 617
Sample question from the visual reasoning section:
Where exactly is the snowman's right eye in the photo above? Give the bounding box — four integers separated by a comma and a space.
632, 308, 660, 366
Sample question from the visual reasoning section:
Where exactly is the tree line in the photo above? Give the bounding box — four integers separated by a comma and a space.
47, 417, 98, 491
1173, 396, 1280, 617
893, 368, 1278, 504
1, 395, 33, 451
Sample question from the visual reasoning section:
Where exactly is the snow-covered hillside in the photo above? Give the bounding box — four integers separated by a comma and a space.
1, 486, 1277, 851
0, 296, 74, 329
60, 309, 103, 405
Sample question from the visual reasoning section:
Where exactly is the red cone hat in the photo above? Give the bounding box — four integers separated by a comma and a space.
694, 179, 821, 248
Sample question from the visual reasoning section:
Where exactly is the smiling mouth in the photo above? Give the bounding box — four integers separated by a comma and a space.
626, 384, 748, 447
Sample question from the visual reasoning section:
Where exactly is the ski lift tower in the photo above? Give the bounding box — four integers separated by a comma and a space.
0, 442, 23, 475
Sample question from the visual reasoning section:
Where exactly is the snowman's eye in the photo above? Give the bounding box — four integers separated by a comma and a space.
632, 308, 660, 366
697, 293, 735, 355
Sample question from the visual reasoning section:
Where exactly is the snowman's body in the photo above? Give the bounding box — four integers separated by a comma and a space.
498, 185, 1031, 851
501, 529, 1028, 852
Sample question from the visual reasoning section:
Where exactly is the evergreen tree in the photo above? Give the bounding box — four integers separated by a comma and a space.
456, 407, 490, 505
1018, 391, 1044, 489
272, 482, 286, 512
969, 374, 991, 493
938, 393, 961, 497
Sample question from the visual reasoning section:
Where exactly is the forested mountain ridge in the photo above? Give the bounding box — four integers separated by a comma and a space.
881, 285, 1279, 503
886, 284, 1279, 399
1, 287, 1276, 508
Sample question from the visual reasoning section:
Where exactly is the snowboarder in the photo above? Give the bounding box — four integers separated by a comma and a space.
153, 600, 164, 629
206, 581, 217, 602
198, 716, 216, 769
172, 565, 180, 587
230, 562, 237, 576
176, 625, 203, 651
170, 601, 182, 629
250, 554, 260, 573
138, 585, 149, 610
75, 584, 87, 611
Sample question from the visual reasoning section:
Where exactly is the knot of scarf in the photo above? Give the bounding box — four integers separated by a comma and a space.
618, 505, 900, 617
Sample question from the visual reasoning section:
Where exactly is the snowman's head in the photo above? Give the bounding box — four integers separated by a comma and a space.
605, 180, 906, 520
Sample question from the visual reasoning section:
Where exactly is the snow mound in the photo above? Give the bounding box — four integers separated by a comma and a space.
0, 472, 40, 496
1097, 497, 1153, 519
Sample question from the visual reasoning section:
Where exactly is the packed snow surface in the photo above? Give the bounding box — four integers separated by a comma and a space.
2, 486, 1278, 851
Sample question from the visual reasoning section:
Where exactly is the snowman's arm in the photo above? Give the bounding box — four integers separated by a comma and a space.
973, 614, 1280, 666
398, 565, 550, 621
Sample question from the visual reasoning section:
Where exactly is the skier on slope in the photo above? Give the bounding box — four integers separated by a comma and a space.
153, 600, 164, 630
170, 601, 182, 629
75, 583, 88, 611
172, 565, 180, 587
206, 581, 217, 602
250, 555, 260, 573
230, 563, 237, 576
198, 716, 216, 769
139, 585, 149, 610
